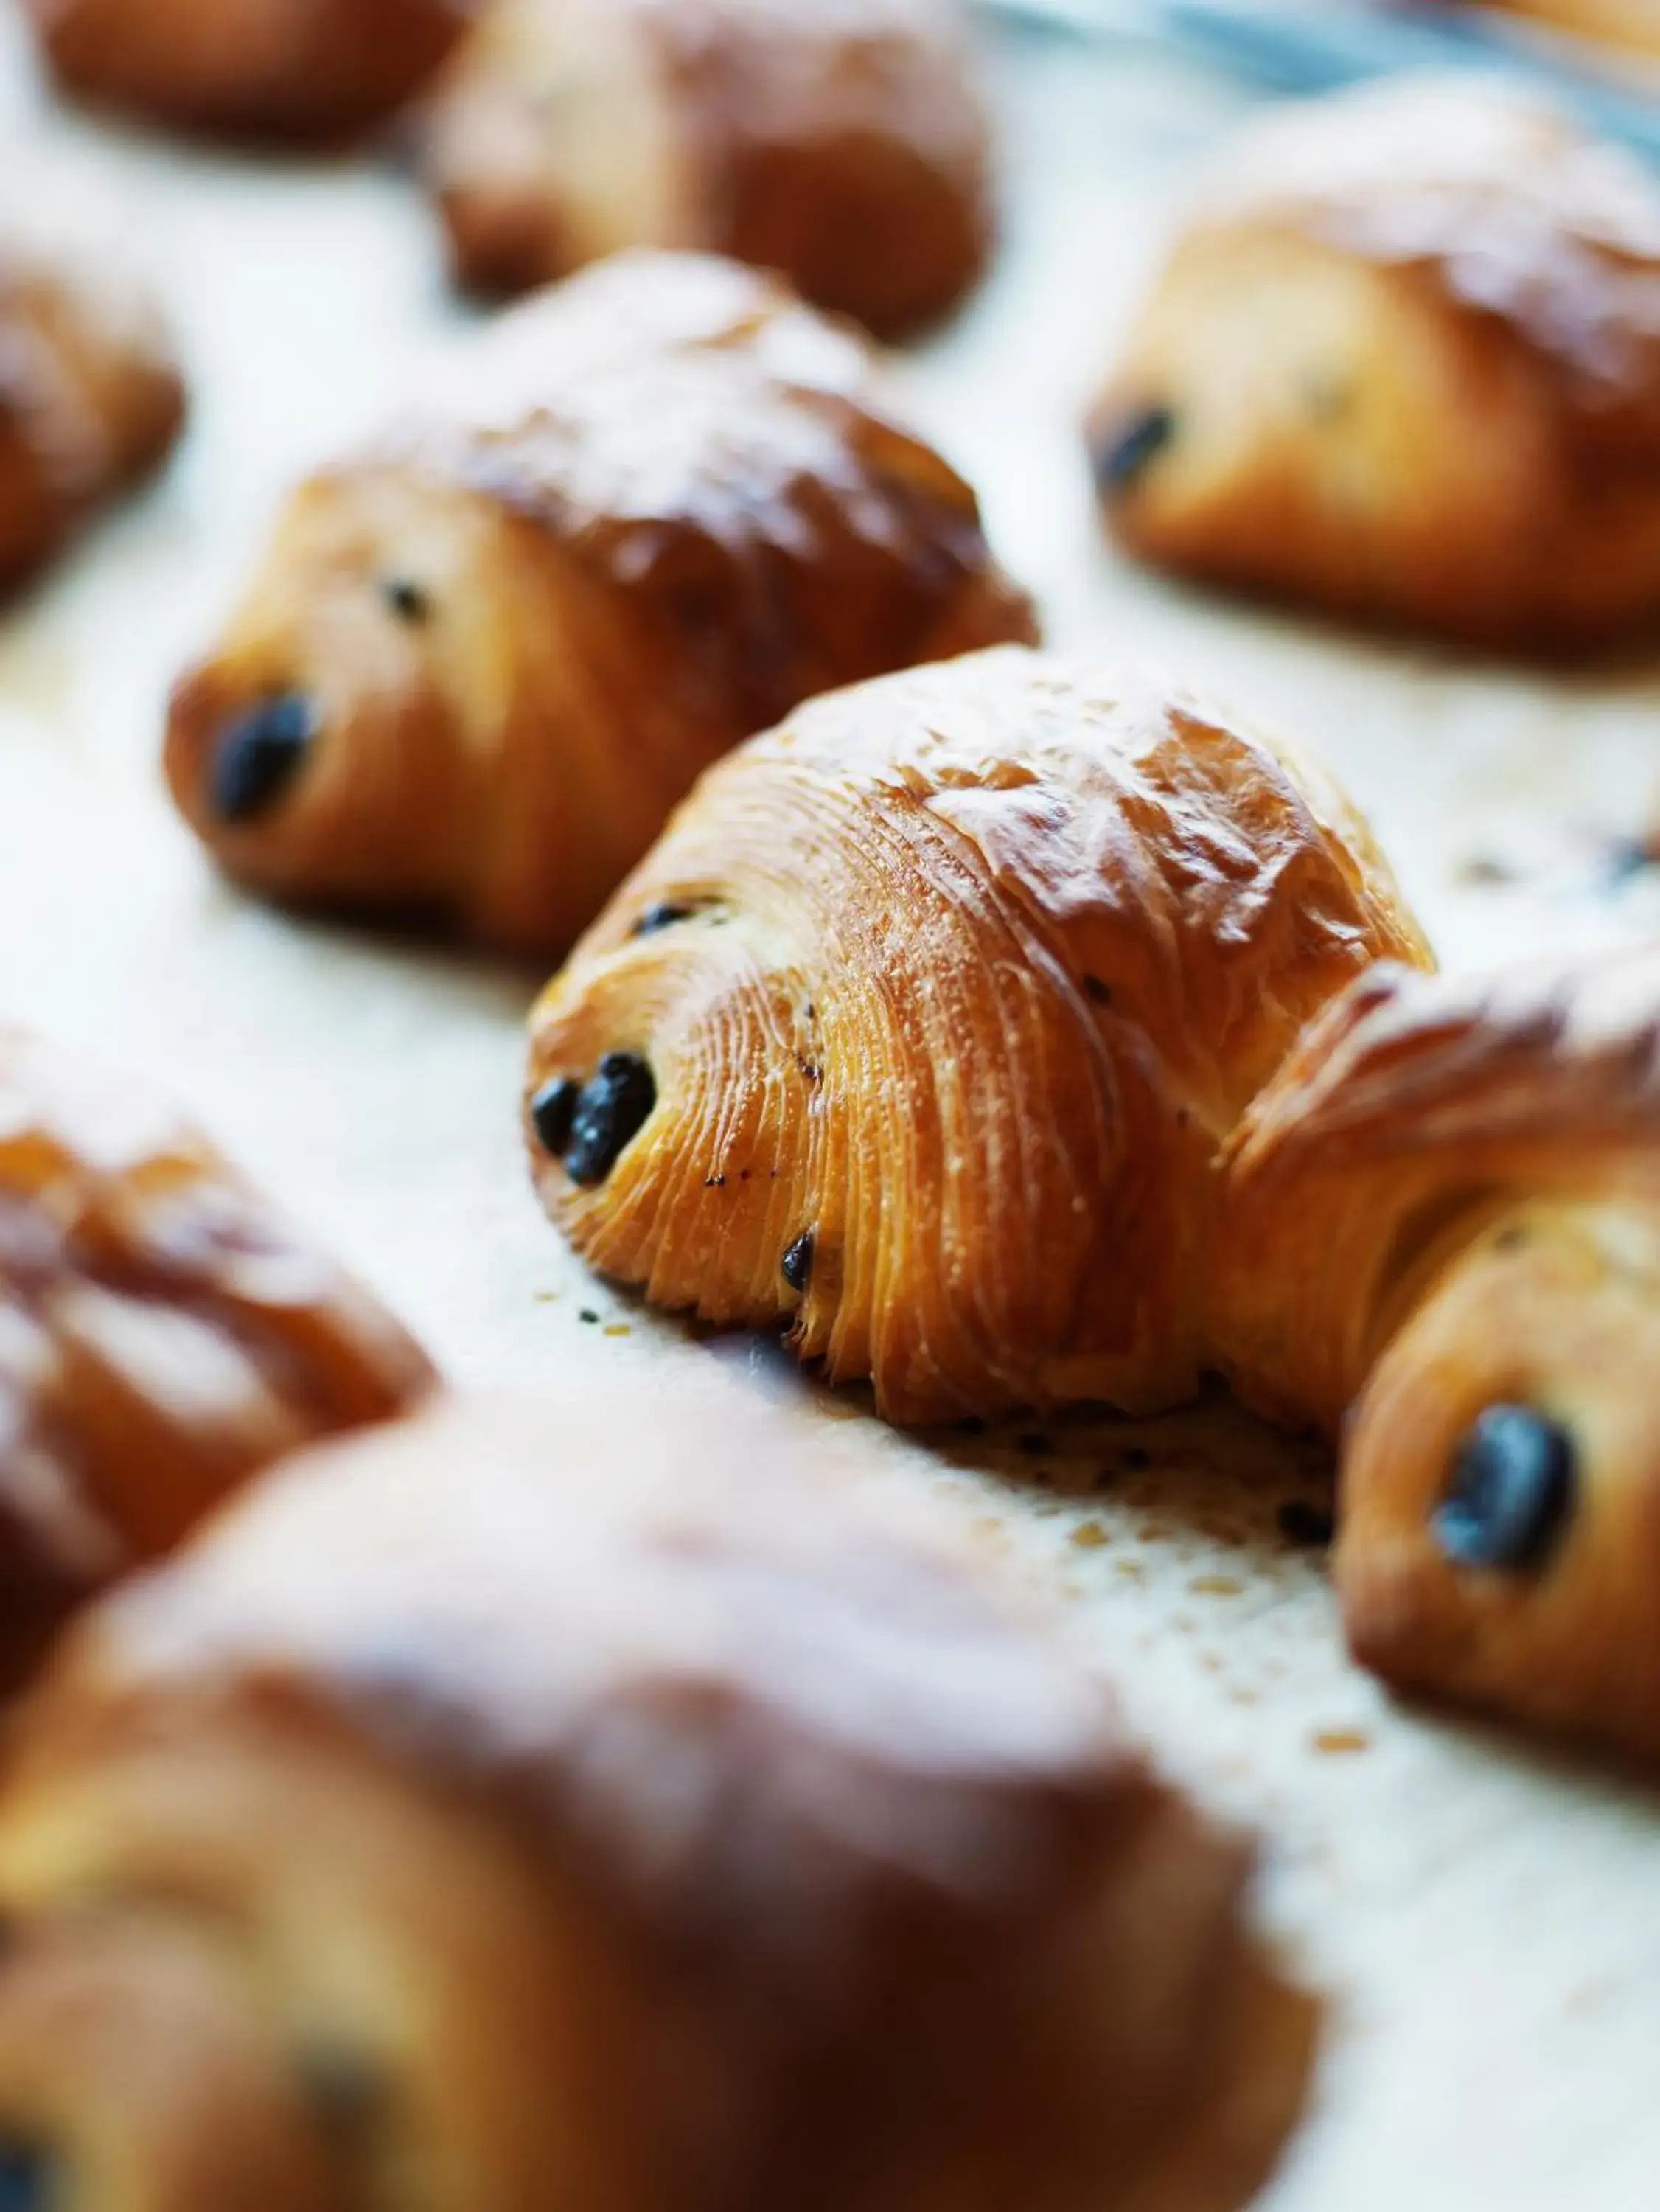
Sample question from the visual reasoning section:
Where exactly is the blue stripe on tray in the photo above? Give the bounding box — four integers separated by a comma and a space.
980, 0, 1660, 161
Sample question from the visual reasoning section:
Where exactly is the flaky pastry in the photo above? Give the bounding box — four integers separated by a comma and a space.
22, 0, 472, 143
0, 229, 181, 593
0, 1029, 434, 1689
524, 646, 1430, 1427
419, 0, 994, 338
1089, 78, 1660, 653
165, 251, 1036, 958
1214, 945, 1660, 1764
0, 1388, 1318, 2212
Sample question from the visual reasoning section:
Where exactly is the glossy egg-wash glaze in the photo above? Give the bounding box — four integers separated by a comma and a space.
525, 647, 1430, 1427
0, 1029, 434, 1687
1089, 78, 1660, 651
165, 251, 1036, 956
421, 0, 993, 338
0, 1390, 1317, 2212
22, 0, 472, 142
1215, 946, 1660, 1763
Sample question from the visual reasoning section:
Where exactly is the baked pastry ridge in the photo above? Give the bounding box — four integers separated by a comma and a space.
0, 1027, 435, 1688
524, 645, 1431, 1427
1089, 77, 1660, 651
419, 0, 994, 338
0, 1389, 1319, 2212
164, 250, 1036, 956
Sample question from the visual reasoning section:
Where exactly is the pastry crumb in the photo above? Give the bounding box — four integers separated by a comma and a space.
1312, 1729, 1370, 1756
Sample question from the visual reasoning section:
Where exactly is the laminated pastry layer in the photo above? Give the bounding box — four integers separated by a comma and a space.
525, 646, 1429, 1425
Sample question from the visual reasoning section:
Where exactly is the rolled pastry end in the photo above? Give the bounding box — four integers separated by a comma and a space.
1339, 1196, 1660, 1761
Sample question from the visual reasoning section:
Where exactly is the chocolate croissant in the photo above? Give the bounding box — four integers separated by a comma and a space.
165, 251, 1036, 958
21, 0, 472, 143
419, 0, 994, 338
0, 1388, 1318, 2212
1088, 78, 1660, 653
524, 645, 1431, 1427
0, 229, 182, 592
0, 1027, 434, 1688
1213, 946, 1660, 1764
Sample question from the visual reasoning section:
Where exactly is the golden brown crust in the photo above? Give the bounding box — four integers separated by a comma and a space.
1215, 951, 1660, 1424
23, 0, 472, 144
0, 238, 182, 593
1213, 948, 1660, 1763
164, 251, 1035, 958
524, 646, 1430, 1426
0, 1388, 1317, 2211
1089, 78, 1660, 652
419, 0, 994, 338
0, 1027, 436, 1690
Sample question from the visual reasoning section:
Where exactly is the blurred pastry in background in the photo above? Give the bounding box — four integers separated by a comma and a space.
0, 1387, 1319, 2212
1216, 945, 1660, 1768
1433, 0, 1660, 63
21, 0, 472, 144
165, 251, 1035, 958
0, 220, 182, 594
419, 0, 994, 339
524, 646, 1429, 1427
1089, 77, 1660, 655
0, 1027, 434, 1693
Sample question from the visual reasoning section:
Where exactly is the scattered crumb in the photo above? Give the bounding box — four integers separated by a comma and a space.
1190, 1574, 1244, 1597
1313, 1729, 1371, 1757
579, 1309, 601, 1325
604, 1323, 631, 1338
1114, 1559, 1145, 1582
533, 1290, 561, 1304
1070, 1521, 1108, 1550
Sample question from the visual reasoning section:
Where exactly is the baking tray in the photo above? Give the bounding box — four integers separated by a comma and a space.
3, 7, 1660, 2207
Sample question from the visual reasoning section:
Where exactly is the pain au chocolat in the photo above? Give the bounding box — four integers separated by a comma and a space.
22, 0, 472, 144
0, 217, 182, 593
524, 645, 1431, 1428
1089, 77, 1660, 653
1214, 944, 1660, 1767
419, 0, 994, 338
0, 1028, 433, 1691
0, 1387, 1318, 2212
164, 250, 1036, 958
